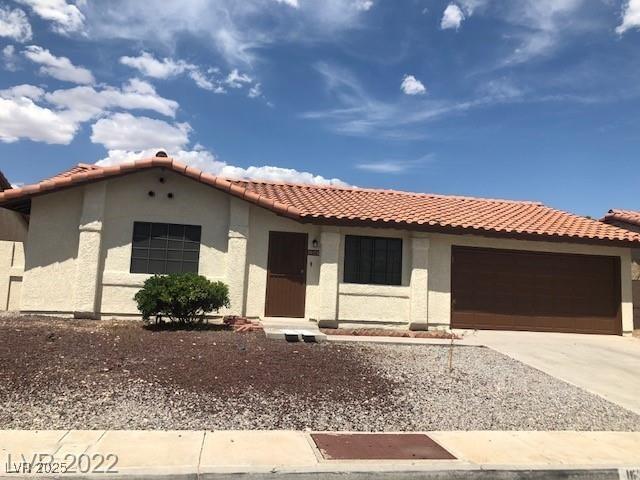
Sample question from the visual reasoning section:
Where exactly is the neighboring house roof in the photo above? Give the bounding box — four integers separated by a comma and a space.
602, 209, 640, 228
0, 170, 11, 191
0, 156, 639, 246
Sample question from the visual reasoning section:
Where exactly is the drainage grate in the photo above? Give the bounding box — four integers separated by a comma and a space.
311, 433, 456, 460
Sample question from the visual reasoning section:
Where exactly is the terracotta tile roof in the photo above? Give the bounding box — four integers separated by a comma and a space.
602, 209, 640, 228
1, 156, 639, 246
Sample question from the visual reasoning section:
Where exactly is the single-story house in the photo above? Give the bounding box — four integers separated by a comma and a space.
0, 170, 27, 311
0, 154, 638, 335
602, 209, 640, 329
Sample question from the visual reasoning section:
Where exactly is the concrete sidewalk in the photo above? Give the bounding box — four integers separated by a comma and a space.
0, 430, 638, 478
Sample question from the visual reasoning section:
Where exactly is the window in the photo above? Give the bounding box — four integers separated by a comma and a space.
344, 235, 402, 285
130, 222, 201, 274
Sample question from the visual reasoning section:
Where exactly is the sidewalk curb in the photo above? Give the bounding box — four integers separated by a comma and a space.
0, 467, 626, 479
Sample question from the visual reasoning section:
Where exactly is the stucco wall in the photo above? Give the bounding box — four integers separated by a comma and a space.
21, 189, 82, 313
98, 170, 231, 316
15, 171, 635, 334
0, 205, 28, 311
0, 207, 27, 242
0, 240, 24, 311
245, 205, 320, 319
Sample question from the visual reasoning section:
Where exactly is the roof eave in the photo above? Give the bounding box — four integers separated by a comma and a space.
299, 215, 640, 248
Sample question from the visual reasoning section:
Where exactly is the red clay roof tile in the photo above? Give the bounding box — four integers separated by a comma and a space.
0, 157, 638, 246
602, 209, 640, 228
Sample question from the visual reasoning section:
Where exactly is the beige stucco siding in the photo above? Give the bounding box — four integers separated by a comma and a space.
98, 170, 230, 316
13, 170, 635, 334
0, 207, 27, 242
245, 204, 320, 319
335, 227, 413, 326
0, 240, 24, 311
21, 189, 82, 313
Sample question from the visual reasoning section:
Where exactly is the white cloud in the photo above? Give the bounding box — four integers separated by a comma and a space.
400, 75, 426, 95
45, 78, 178, 122
0, 79, 179, 145
356, 155, 432, 173
120, 51, 231, 92
356, 161, 411, 173
0, 6, 32, 42
82, 0, 373, 66
23, 45, 94, 84
275, 0, 299, 7
248, 82, 262, 98
0, 89, 76, 144
91, 113, 191, 151
0, 84, 45, 100
355, 0, 374, 11
15, 0, 84, 34
225, 69, 252, 88
96, 147, 348, 186
441, 3, 464, 30
3, 45, 19, 71
617, 0, 640, 34
303, 62, 526, 138
501, 0, 585, 64
119, 51, 187, 79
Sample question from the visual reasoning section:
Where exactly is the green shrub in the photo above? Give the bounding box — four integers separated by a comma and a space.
134, 273, 230, 325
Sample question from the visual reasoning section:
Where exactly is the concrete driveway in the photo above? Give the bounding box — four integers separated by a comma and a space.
466, 330, 640, 415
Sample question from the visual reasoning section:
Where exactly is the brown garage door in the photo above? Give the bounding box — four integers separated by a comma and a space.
451, 246, 621, 335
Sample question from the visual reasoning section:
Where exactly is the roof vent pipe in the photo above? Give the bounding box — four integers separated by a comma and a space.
155, 151, 168, 158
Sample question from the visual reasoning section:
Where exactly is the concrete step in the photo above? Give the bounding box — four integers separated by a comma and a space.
261, 317, 327, 343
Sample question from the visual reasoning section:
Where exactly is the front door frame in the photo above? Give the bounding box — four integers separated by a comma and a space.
264, 231, 308, 318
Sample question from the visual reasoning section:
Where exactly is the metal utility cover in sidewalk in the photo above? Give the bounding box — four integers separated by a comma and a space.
311, 433, 456, 460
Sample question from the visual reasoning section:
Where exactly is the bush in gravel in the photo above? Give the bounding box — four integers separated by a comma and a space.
134, 273, 230, 325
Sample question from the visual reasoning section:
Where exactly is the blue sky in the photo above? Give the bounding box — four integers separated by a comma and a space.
1, 0, 639, 217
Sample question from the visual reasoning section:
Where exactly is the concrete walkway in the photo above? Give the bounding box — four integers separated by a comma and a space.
465, 330, 640, 415
1, 430, 638, 478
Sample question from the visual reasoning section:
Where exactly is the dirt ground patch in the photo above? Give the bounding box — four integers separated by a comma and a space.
0, 316, 389, 402
1, 315, 639, 431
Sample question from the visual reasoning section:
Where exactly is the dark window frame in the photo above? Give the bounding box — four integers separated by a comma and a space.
130, 221, 201, 274
343, 235, 403, 286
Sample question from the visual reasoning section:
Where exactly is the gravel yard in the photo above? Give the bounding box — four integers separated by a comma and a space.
1, 315, 639, 431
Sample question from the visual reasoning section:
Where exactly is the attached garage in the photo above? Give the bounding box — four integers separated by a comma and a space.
451, 246, 622, 335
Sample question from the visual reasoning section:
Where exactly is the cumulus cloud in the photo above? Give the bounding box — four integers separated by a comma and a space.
441, 3, 464, 30
617, 0, 640, 34
0, 79, 179, 144
23, 45, 94, 84
96, 147, 348, 186
15, 0, 84, 34
2, 45, 19, 71
45, 78, 178, 122
0, 89, 77, 144
400, 75, 426, 95
119, 51, 187, 79
91, 113, 191, 151
0, 6, 32, 42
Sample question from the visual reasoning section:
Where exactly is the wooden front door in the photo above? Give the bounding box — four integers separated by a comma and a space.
265, 231, 308, 317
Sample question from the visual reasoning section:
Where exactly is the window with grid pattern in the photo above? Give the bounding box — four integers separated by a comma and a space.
343, 235, 402, 285
130, 222, 201, 274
